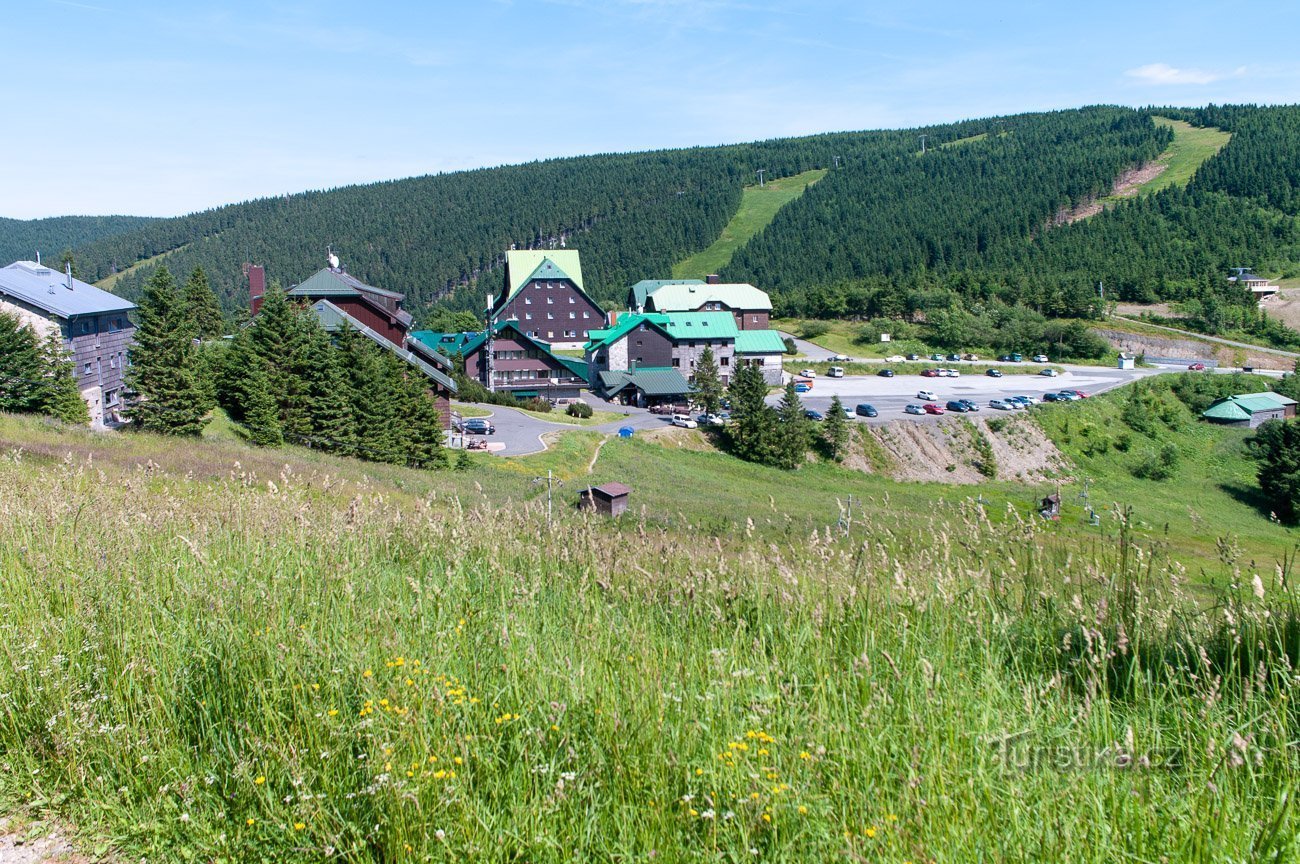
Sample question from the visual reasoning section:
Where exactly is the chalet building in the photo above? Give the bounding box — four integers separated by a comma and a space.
596, 366, 692, 407
1202, 391, 1297, 428
0, 260, 136, 427
490, 250, 604, 350
628, 279, 704, 311
410, 320, 588, 401
1228, 269, 1280, 301
636, 275, 773, 331
248, 259, 457, 427
733, 329, 787, 385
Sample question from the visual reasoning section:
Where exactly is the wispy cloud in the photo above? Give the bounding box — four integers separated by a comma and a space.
1124, 62, 1245, 86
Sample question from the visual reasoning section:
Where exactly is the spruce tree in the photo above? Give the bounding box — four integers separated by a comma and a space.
822, 394, 850, 462
335, 326, 398, 460
217, 329, 258, 423
289, 315, 355, 455
39, 333, 89, 424
242, 361, 283, 447
248, 283, 306, 429
0, 312, 47, 413
693, 346, 724, 415
127, 266, 210, 435
727, 364, 778, 465
399, 371, 449, 469
183, 266, 225, 340
773, 380, 811, 470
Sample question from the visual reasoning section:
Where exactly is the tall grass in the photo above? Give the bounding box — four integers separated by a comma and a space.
0, 440, 1298, 861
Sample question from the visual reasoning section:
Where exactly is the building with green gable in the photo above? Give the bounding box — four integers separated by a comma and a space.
1202, 391, 1297, 428
490, 250, 605, 350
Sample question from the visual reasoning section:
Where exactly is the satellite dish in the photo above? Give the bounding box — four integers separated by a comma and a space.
328, 253, 340, 270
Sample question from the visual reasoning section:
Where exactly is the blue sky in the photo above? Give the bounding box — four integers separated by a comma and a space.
3, 0, 1297, 219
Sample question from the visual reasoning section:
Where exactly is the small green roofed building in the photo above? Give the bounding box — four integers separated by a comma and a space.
1202, 391, 1297, 428
597, 367, 692, 407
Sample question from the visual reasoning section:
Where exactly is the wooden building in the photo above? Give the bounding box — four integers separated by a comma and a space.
410, 320, 588, 401
1201, 392, 1297, 428
579, 482, 631, 517
491, 250, 605, 350
0, 260, 136, 427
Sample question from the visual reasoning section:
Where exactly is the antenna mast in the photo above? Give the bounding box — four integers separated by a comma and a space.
484, 293, 495, 394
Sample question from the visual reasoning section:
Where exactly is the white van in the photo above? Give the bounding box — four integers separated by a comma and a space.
827, 366, 845, 378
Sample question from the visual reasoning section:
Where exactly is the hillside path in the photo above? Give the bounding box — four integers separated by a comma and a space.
1111, 315, 1300, 359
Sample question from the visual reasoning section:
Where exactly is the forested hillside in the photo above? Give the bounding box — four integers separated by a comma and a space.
8, 105, 1300, 328
10, 107, 1161, 322
0, 214, 157, 269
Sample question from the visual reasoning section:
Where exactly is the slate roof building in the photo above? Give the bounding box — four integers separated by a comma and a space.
410, 320, 588, 401
0, 260, 136, 427
490, 250, 604, 350
1201, 391, 1297, 427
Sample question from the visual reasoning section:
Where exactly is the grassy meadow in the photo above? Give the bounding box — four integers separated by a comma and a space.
1, 405, 1300, 861
673, 170, 827, 279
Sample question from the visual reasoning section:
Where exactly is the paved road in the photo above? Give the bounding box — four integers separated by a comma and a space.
778, 363, 1162, 424
775, 331, 836, 361
455, 395, 677, 456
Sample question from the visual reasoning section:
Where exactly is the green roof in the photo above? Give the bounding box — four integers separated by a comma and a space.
499, 250, 585, 307
310, 301, 456, 393
734, 329, 787, 354
1202, 391, 1298, 421
411, 320, 581, 379
556, 355, 590, 383
289, 268, 405, 301
584, 313, 671, 353
598, 367, 691, 397
660, 311, 739, 340
629, 279, 704, 310
644, 282, 772, 313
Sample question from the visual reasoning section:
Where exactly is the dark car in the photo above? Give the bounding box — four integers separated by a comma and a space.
921, 368, 940, 378
906, 353, 920, 361
945, 400, 971, 413
960, 399, 980, 412
1042, 392, 1066, 402
877, 368, 895, 377
947, 353, 962, 362
463, 418, 495, 434
999, 353, 1023, 362
855, 403, 878, 417
804, 409, 824, 422
986, 368, 1003, 378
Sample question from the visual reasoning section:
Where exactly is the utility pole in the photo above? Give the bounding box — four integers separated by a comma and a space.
533, 469, 563, 528
755, 169, 765, 187
918, 134, 928, 155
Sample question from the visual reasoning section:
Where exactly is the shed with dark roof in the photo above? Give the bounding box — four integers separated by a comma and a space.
579, 482, 632, 517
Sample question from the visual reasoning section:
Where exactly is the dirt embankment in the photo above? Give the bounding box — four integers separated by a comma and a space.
1054, 161, 1169, 225
1093, 326, 1293, 371
846, 415, 1070, 485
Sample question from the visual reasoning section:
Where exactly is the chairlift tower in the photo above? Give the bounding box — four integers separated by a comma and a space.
755, 169, 765, 187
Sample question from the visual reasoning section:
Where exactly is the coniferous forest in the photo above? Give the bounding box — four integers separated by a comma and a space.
9, 105, 1300, 326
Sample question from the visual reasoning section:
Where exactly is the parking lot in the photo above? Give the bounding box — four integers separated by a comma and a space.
774, 363, 1163, 422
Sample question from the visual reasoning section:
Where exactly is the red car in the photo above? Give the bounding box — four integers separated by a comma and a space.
1062, 389, 1090, 398
923, 403, 945, 415
921, 368, 940, 378
1188, 363, 1206, 371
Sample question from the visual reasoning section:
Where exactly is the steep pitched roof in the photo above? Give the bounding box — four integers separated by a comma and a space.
584, 313, 671, 352
644, 282, 772, 313
411, 320, 581, 378
495, 250, 587, 313
310, 300, 456, 393
734, 329, 787, 354
629, 279, 704, 310
0, 260, 135, 319
289, 268, 412, 328
659, 311, 739, 340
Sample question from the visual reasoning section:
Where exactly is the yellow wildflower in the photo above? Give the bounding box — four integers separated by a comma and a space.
254, 776, 266, 786
294, 822, 305, 831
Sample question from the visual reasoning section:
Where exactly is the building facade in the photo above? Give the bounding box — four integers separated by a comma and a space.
585, 311, 738, 386
491, 251, 605, 350
638, 276, 773, 331
0, 260, 136, 427
411, 321, 587, 401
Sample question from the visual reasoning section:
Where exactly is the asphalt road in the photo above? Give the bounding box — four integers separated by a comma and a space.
455, 395, 675, 456
777, 363, 1163, 423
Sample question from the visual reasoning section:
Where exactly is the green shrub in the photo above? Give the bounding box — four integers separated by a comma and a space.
566, 401, 594, 418
521, 397, 552, 413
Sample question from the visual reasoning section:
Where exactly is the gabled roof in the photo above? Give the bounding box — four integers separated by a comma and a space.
310, 300, 456, 393
0, 260, 135, 319
290, 268, 412, 327
1202, 391, 1297, 420
411, 320, 581, 379
555, 355, 590, 383
659, 311, 739, 340
734, 329, 787, 354
644, 282, 772, 313
496, 250, 587, 312
584, 313, 671, 353
629, 279, 704, 310
598, 367, 691, 397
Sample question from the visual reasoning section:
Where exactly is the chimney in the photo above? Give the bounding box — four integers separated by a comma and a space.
706, 274, 721, 284
247, 264, 266, 315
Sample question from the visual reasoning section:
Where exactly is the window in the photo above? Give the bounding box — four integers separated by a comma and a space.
525, 312, 532, 320
583, 311, 590, 319
568, 312, 575, 319
635, 340, 643, 347
110, 355, 117, 369
720, 356, 730, 366
671, 358, 680, 367
568, 296, 575, 303
525, 297, 532, 305
547, 296, 554, 304
81, 321, 91, 334
83, 362, 92, 375
547, 312, 554, 320
565, 330, 577, 338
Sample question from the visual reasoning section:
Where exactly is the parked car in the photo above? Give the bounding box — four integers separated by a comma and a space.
921, 368, 940, 378
799, 368, 817, 378
1013, 395, 1038, 406
904, 404, 925, 415
841, 406, 855, 419
885, 354, 905, 363
906, 353, 921, 361
1039, 368, 1058, 377
878, 368, 895, 377
830, 353, 851, 362
794, 382, 812, 393
650, 403, 689, 415
697, 413, 727, 427
463, 418, 495, 435
959, 399, 980, 411
986, 368, 1003, 378
1032, 354, 1049, 363
856, 403, 879, 417
1042, 392, 1066, 402
923, 403, 945, 415
943, 368, 960, 378
947, 353, 963, 362
963, 353, 980, 361
999, 353, 1023, 362
989, 399, 1015, 410
827, 366, 845, 378
1188, 362, 1207, 371
804, 409, 824, 422
1062, 389, 1090, 399
917, 389, 937, 401
1055, 391, 1080, 401
671, 414, 699, 428
946, 400, 971, 413
930, 353, 946, 361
